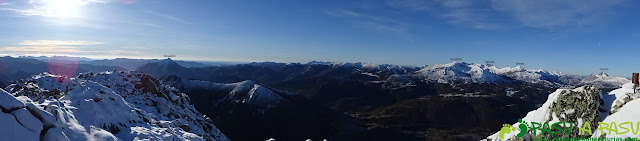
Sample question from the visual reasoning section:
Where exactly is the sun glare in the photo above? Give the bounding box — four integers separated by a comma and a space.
45, 0, 84, 17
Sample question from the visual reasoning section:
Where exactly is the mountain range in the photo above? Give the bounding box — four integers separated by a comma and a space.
0, 56, 633, 141
135, 58, 629, 140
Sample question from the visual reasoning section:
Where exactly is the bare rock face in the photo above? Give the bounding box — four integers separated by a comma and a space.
611, 92, 638, 114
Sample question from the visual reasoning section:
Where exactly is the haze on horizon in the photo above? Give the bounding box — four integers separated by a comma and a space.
1, 0, 640, 77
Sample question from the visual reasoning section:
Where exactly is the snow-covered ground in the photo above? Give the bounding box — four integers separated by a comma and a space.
0, 71, 228, 141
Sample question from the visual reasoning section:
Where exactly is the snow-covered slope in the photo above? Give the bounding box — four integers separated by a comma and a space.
1, 71, 228, 141
417, 62, 509, 83
579, 72, 629, 88
591, 83, 639, 138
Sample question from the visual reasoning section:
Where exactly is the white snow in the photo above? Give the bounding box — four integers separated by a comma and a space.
0, 112, 40, 141
10, 108, 43, 132
591, 83, 640, 138
361, 72, 380, 78
0, 71, 229, 141
0, 89, 25, 111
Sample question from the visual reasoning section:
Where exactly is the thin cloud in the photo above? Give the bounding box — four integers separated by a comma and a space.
0, 40, 144, 56
0, 46, 94, 54
326, 9, 411, 39
385, 0, 501, 29
0, 0, 107, 17
0, 46, 144, 56
491, 0, 628, 29
144, 10, 192, 25
384, 0, 629, 30
17, 40, 105, 46
109, 20, 162, 28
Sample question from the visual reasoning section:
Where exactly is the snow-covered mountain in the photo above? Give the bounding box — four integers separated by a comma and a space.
485, 82, 640, 140
161, 76, 365, 141
0, 71, 228, 141
415, 62, 581, 85
488, 66, 566, 84
416, 62, 507, 83
413, 62, 629, 89
578, 72, 629, 88
171, 79, 294, 113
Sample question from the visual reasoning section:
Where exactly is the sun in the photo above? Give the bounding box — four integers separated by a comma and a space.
44, 0, 84, 17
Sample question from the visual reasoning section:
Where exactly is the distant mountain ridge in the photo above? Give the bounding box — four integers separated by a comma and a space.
138, 59, 625, 88
17, 56, 236, 70
578, 72, 629, 88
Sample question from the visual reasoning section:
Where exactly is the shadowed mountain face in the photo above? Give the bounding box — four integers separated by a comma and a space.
161, 78, 366, 141
140, 59, 564, 140
136, 58, 209, 80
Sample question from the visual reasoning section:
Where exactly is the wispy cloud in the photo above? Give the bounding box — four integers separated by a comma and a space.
0, 0, 107, 18
0, 40, 143, 56
109, 20, 162, 28
490, 0, 628, 29
326, 9, 411, 39
17, 40, 105, 46
386, 0, 502, 29
384, 0, 628, 30
1, 46, 90, 54
145, 10, 192, 25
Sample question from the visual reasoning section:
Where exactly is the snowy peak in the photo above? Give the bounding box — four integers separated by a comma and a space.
224, 80, 287, 111
598, 71, 609, 77
580, 72, 628, 88
412, 61, 580, 85
417, 62, 506, 83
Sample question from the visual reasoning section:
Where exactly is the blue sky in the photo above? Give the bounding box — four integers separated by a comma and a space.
1, 0, 640, 76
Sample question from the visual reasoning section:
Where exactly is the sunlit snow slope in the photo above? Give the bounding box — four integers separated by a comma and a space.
0, 71, 228, 141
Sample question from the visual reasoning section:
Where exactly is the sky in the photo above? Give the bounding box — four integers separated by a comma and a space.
1, 0, 640, 76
